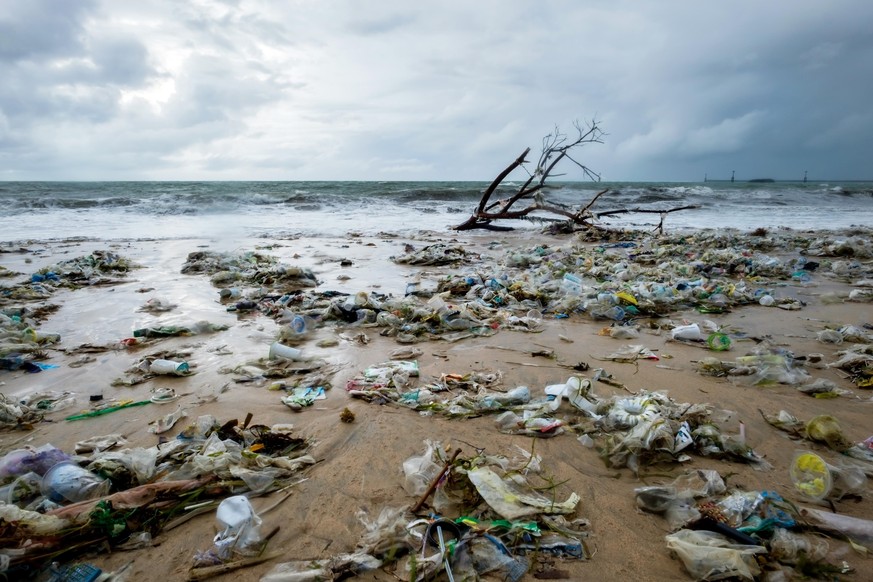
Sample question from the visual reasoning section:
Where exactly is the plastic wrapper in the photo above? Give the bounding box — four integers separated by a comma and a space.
356, 506, 410, 557
716, 491, 761, 528
494, 411, 564, 437
229, 466, 282, 493
88, 447, 158, 486
74, 433, 128, 454
665, 529, 766, 581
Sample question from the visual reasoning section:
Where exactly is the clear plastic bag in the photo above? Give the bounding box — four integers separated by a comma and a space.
665, 529, 766, 581
453, 536, 528, 582
213, 495, 262, 559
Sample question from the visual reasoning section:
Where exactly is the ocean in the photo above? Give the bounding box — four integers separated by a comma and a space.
1, 180, 871, 242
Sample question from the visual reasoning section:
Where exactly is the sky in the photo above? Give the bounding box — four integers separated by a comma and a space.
1, 1, 872, 182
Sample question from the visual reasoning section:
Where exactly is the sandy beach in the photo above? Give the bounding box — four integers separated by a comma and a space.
1, 226, 872, 582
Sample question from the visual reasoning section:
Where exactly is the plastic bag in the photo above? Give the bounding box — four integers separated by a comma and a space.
665, 529, 766, 581
805, 415, 852, 451
769, 527, 828, 565
816, 329, 843, 344
453, 536, 528, 582
213, 495, 262, 559
635, 470, 725, 530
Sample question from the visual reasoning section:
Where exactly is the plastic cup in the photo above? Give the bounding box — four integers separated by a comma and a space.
41, 461, 110, 503
269, 342, 305, 361
790, 451, 832, 500
149, 359, 190, 375
671, 323, 702, 341
290, 315, 307, 334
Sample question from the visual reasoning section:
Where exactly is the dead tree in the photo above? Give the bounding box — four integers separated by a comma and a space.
454, 120, 698, 233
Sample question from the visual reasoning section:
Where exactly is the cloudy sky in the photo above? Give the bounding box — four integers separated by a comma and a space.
1, 1, 871, 182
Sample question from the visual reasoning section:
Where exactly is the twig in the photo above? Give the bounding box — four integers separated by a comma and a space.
411, 448, 461, 513
187, 552, 282, 581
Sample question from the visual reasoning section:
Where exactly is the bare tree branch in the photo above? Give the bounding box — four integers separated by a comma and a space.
454, 120, 695, 233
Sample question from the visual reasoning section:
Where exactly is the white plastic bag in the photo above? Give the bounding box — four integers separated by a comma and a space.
213, 495, 262, 559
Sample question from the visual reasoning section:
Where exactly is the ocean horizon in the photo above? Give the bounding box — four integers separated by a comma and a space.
2, 180, 871, 242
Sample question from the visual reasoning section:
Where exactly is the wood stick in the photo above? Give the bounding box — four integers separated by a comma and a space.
410, 448, 461, 514
187, 552, 282, 581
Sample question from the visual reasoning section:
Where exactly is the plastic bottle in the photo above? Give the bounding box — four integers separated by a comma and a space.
269, 342, 306, 361
562, 273, 582, 295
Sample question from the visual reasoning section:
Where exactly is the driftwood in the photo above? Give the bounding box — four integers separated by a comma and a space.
454, 120, 698, 233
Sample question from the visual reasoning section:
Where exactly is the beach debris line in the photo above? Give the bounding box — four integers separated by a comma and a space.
262, 442, 590, 582
453, 120, 698, 233
346, 356, 772, 473
180, 249, 317, 291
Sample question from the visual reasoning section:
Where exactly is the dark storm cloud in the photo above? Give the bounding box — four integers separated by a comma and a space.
1, 1, 872, 180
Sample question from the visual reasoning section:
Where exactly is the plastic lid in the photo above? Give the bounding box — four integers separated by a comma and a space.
790, 451, 832, 500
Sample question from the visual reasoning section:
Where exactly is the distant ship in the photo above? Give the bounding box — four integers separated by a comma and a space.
748, 178, 775, 183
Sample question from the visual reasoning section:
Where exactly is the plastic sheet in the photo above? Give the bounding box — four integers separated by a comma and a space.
467, 466, 580, 520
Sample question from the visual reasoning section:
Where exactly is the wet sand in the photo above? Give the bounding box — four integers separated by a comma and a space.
1, 228, 872, 581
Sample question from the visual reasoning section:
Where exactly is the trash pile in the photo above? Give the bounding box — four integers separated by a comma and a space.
1, 308, 61, 369
391, 243, 476, 266
181, 250, 318, 291
828, 343, 873, 388
348, 358, 771, 475
634, 469, 866, 581
0, 393, 45, 429
262, 442, 589, 582
1, 250, 137, 306
0, 413, 313, 579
